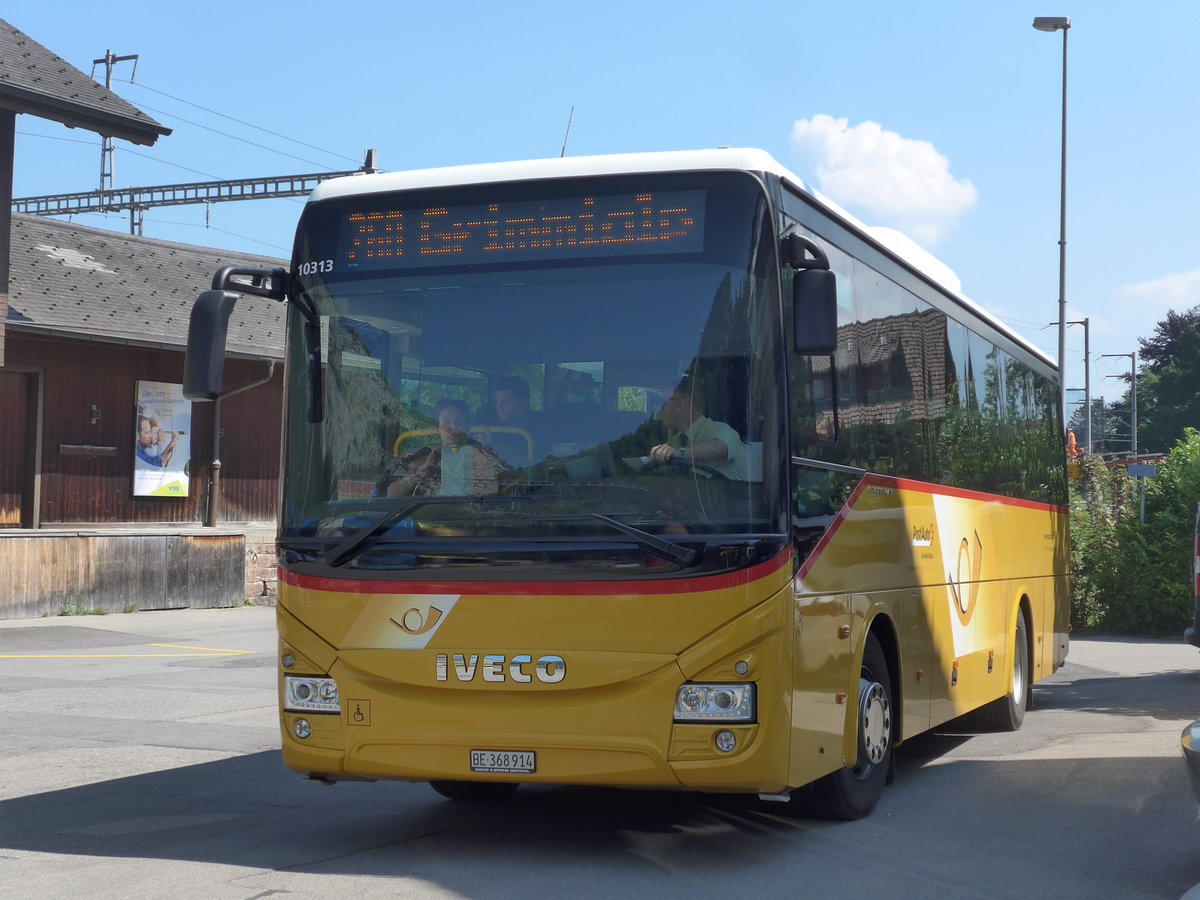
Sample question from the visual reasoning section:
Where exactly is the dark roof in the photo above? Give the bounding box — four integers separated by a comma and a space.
0, 19, 169, 145
7, 213, 286, 358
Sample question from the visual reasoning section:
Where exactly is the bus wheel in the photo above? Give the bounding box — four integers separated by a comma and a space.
971, 611, 1030, 732
429, 780, 519, 803
786, 633, 894, 820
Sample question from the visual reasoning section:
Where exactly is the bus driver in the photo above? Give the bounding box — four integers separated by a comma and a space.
648, 379, 744, 480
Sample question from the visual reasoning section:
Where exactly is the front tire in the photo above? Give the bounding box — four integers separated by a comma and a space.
787, 632, 894, 820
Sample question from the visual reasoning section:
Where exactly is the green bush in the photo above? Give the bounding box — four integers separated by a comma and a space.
1071, 428, 1200, 636
1069, 451, 1131, 629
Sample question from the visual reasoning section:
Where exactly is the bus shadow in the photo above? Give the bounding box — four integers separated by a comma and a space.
894, 729, 973, 764
2, 747, 1198, 897
1033, 668, 1200, 721
0, 751, 805, 872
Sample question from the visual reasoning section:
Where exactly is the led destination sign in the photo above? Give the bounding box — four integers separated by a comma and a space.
339, 190, 705, 269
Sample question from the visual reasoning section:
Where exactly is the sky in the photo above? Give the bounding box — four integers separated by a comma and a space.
10, 1, 1200, 412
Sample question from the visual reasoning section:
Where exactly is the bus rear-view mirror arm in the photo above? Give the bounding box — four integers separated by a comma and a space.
183, 289, 242, 402
212, 265, 288, 299
183, 265, 326, 421
184, 265, 288, 402
784, 233, 840, 440
784, 233, 838, 355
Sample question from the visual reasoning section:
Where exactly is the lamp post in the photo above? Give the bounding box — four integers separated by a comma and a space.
1033, 15, 1071, 437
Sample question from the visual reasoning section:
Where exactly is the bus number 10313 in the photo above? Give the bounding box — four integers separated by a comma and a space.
298, 259, 334, 276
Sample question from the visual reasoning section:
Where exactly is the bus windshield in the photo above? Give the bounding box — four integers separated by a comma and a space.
280, 172, 786, 575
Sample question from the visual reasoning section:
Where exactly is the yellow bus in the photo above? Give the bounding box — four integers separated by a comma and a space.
185, 148, 1069, 819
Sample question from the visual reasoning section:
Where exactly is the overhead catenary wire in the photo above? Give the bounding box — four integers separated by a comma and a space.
20, 70, 364, 178
128, 99, 339, 170
117, 77, 361, 167
14, 70, 358, 250
17, 128, 224, 181
54, 208, 292, 254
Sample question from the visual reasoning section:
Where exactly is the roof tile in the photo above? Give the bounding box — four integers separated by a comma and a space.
7, 214, 286, 358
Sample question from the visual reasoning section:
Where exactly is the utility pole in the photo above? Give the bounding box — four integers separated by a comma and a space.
1051, 316, 1091, 449
90, 50, 139, 196
1068, 318, 1091, 450
1101, 351, 1138, 456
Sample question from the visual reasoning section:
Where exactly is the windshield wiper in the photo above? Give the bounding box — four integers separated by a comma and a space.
517, 512, 700, 566
325, 493, 576, 567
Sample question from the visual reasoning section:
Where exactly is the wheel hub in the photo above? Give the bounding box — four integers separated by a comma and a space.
858, 679, 891, 768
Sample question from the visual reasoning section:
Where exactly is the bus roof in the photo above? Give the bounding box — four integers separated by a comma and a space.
310, 147, 1053, 370
310, 147, 791, 199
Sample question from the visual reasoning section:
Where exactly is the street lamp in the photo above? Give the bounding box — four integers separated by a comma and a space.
1033, 15, 1071, 438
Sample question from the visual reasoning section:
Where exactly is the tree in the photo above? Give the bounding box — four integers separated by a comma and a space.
1135, 327, 1200, 453
1138, 306, 1200, 374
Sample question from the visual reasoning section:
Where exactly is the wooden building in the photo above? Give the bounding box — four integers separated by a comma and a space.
0, 212, 287, 617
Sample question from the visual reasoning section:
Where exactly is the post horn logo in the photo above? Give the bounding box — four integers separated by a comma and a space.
392, 606, 445, 636
948, 530, 983, 626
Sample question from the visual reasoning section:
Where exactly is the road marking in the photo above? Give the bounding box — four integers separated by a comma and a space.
150, 643, 254, 654
0, 643, 255, 659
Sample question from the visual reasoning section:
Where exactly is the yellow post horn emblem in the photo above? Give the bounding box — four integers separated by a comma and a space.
392, 606, 444, 636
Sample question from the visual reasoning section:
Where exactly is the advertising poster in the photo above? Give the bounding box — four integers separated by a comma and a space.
133, 381, 192, 497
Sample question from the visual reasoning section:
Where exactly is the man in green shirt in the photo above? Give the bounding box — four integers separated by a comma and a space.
648, 380, 744, 480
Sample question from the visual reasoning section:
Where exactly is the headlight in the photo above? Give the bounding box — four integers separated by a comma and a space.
284, 675, 341, 713
673, 683, 755, 722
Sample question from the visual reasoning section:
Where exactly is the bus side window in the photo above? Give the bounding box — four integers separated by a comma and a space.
793, 467, 835, 519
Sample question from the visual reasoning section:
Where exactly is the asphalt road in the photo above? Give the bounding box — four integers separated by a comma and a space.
1, 606, 1198, 899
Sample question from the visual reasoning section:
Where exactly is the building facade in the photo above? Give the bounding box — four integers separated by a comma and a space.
0, 213, 286, 616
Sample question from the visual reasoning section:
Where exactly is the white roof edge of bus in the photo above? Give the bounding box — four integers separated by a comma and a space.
310, 147, 1054, 370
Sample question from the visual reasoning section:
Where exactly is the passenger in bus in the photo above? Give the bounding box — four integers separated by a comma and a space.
476, 375, 543, 465
384, 399, 506, 497
648, 380, 744, 480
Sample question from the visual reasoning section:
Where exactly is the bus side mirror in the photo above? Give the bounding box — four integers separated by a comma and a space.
183, 290, 240, 400
793, 268, 838, 355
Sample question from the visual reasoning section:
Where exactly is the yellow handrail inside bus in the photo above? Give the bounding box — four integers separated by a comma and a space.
393, 426, 534, 458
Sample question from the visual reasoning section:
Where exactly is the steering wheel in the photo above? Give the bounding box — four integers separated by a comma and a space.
641, 455, 731, 480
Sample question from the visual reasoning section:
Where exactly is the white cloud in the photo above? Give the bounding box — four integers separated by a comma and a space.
1113, 268, 1200, 308
789, 114, 978, 246
1099, 269, 1200, 342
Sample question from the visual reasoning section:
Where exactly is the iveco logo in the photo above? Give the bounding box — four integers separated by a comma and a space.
435, 653, 566, 684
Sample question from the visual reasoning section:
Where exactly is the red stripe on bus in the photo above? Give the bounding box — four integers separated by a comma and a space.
280, 547, 792, 596
863, 473, 1065, 513
795, 472, 1064, 580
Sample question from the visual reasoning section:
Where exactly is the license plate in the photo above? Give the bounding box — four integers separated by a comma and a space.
470, 749, 536, 774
